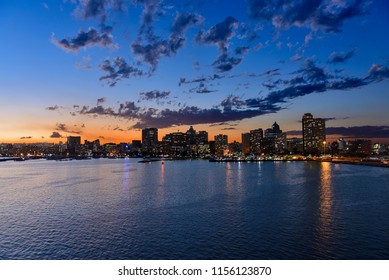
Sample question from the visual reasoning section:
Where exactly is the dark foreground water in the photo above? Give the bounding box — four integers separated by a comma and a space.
0, 159, 388, 259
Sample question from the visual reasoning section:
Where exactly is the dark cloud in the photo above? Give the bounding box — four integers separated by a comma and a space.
76, 96, 280, 129
55, 123, 82, 134
221, 127, 237, 130
253, 59, 365, 105
213, 54, 243, 72
99, 57, 144, 86
287, 126, 389, 139
367, 64, 389, 81
20, 136, 32, 139
326, 126, 389, 138
74, 0, 124, 22
52, 26, 114, 52
189, 82, 217, 94
248, 0, 370, 33
140, 90, 171, 100
132, 1, 202, 71
131, 105, 279, 129
196, 16, 246, 72
196, 16, 238, 51
97, 97, 107, 104
80, 105, 117, 115
169, 13, 204, 53
50, 132, 63, 138
328, 49, 356, 64
46, 105, 60, 111
220, 95, 246, 111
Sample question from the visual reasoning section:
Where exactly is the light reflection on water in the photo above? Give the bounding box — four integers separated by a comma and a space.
0, 159, 389, 259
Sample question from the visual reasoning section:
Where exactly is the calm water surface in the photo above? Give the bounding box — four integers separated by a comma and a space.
0, 159, 388, 259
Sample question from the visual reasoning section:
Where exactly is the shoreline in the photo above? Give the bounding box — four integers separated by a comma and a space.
1, 156, 388, 168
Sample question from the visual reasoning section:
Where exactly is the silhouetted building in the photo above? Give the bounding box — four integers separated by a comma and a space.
67, 136, 81, 156
241, 133, 251, 156
196, 131, 208, 145
348, 139, 372, 156
142, 128, 158, 154
131, 140, 142, 153
302, 113, 326, 155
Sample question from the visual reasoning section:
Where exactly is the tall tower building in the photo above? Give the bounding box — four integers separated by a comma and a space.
241, 133, 251, 156
142, 128, 158, 154
67, 136, 81, 156
302, 113, 326, 155
249, 128, 263, 155
214, 134, 228, 157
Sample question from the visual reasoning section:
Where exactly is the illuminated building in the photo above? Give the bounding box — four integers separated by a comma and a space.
249, 128, 263, 155
302, 113, 326, 155
142, 128, 158, 154
214, 134, 228, 157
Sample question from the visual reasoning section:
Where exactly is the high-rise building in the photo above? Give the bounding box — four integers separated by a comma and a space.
196, 131, 208, 145
142, 128, 158, 154
214, 134, 228, 157
302, 113, 326, 155
67, 136, 81, 156
241, 133, 251, 156
250, 128, 263, 155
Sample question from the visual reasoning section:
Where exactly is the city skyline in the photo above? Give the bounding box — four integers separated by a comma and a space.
1, 0, 389, 144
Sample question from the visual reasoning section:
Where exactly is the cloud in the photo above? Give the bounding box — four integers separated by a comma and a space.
46, 105, 60, 111
221, 127, 237, 130
99, 57, 145, 86
73, 0, 124, 22
328, 49, 356, 64
287, 126, 389, 139
196, 16, 238, 51
326, 126, 389, 138
50, 132, 63, 138
196, 16, 246, 72
188, 82, 217, 94
20, 136, 32, 139
251, 59, 374, 106
140, 90, 171, 100
52, 26, 114, 52
131, 1, 202, 71
247, 0, 370, 33
76, 95, 281, 129
212, 54, 243, 72
367, 64, 389, 81
97, 97, 107, 104
55, 123, 82, 134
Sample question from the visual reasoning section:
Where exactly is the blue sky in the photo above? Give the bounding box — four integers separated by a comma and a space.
1, 0, 389, 143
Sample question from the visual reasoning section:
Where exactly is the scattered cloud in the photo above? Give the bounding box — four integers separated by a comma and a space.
73, 0, 124, 22
196, 16, 246, 72
97, 97, 107, 104
287, 126, 389, 139
55, 123, 82, 134
328, 49, 356, 64
50, 132, 63, 138
99, 57, 145, 86
247, 0, 370, 33
139, 90, 171, 100
52, 26, 114, 52
131, 1, 203, 71
46, 105, 60, 111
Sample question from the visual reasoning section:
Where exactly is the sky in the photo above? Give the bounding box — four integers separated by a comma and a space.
1, 0, 389, 144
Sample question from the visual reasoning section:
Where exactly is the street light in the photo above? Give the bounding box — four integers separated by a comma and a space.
323, 141, 326, 156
